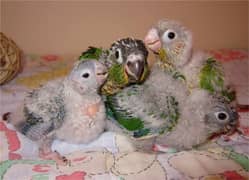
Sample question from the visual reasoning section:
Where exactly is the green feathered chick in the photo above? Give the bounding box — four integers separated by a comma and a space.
79, 38, 149, 96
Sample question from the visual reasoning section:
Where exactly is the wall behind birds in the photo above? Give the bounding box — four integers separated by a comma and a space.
1, 1, 248, 55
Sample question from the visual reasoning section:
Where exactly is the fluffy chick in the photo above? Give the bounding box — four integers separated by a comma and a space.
155, 89, 238, 151
105, 60, 238, 151
4, 60, 108, 165
144, 19, 235, 102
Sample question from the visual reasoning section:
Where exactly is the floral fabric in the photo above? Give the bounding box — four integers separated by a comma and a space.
0, 50, 248, 180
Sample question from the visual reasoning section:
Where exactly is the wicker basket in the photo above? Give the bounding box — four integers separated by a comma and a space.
0, 32, 21, 85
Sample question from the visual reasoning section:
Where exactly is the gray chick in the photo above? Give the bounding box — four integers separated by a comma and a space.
155, 89, 239, 151
4, 59, 108, 165
144, 19, 236, 102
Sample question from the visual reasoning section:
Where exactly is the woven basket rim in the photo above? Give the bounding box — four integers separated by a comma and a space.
0, 32, 22, 85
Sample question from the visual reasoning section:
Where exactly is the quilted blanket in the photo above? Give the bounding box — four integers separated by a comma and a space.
0, 49, 248, 180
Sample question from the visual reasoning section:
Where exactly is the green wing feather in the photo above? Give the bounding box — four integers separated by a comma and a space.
105, 95, 144, 131
105, 86, 180, 138
105, 85, 152, 138
199, 57, 236, 101
79, 46, 104, 60
199, 57, 224, 93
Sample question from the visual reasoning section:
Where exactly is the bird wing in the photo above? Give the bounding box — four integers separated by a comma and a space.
20, 110, 56, 141
199, 57, 224, 93
105, 92, 145, 133
105, 84, 179, 139
79, 46, 104, 60
24, 80, 65, 131
199, 57, 235, 102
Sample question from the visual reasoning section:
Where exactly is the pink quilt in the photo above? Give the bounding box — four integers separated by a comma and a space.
0, 49, 248, 180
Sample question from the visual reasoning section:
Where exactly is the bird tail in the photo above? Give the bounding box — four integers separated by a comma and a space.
2, 112, 11, 121
2, 103, 26, 129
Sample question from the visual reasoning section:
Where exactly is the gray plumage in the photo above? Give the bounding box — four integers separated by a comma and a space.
155, 89, 238, 150
144, 19, 234, 102
6, 59, 108, 164
106, 60, 238, 151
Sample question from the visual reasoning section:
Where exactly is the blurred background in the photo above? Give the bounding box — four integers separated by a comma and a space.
1, 1, 248, 55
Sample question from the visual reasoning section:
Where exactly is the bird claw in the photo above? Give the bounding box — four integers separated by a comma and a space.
39, 150, 70, 166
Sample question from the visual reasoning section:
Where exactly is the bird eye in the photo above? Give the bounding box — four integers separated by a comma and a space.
114, 49, 123, 64
82, 73, 90, 78
162, 29, 177, 43
168, 32, 175, 39
215, 111, 229, 122
115, 51, 119, 59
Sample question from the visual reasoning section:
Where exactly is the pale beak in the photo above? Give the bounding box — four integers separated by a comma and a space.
144, 28, 161, 53
95, 63, 108, 85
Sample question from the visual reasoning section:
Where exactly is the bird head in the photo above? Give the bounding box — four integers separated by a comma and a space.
186, 89, 239, 138
144, 19, 193, 67
109, 38, 149, 83
176, 89, 239, 149
204, 100, 239, 137
68, 59, 108, 94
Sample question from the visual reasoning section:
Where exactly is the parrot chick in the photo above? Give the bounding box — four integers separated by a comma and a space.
105, 61, 239, 152
155, 89, 239, 151
4, 59, 108, 165
144, 19, 235, 102
80, 38, 149, 96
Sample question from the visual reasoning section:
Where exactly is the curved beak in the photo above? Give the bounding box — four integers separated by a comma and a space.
144, 28, 161, 53
125, 58, 145, 82
224, 111, 239, 135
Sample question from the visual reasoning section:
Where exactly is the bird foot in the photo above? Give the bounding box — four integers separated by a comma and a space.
39, 150, 70, 166
153, 144, 177, 153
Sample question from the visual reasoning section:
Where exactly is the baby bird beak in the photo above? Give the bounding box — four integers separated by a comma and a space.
95, 62, 108, 85
144, 28, 161, 53
224, 111, 239, 135
125, 54, 145, 82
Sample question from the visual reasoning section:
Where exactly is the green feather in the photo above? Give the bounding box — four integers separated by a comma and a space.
105, 92, 180, 138
105, 96, 144, 131
133, 128, 150, 138
199, 57, 224, 93
79, 46, 104, 60
100, 64, 129, 95
108, 64, 128, 86
118, 118, 144, 131
221, 89, 236, 102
